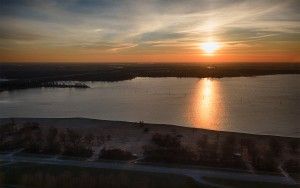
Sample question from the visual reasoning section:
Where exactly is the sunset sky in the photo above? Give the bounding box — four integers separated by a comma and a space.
0, 0, 300, 63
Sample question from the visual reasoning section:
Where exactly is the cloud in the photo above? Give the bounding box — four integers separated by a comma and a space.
0, 27, 45, 41
0, 0, 299, 59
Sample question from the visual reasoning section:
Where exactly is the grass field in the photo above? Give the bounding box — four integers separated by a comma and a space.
0, 162, 206, 188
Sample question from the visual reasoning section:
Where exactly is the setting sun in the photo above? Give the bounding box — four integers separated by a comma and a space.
200, 41, 221, 55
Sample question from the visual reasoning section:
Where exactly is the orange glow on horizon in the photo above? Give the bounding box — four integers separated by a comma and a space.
1, 52, 299, 63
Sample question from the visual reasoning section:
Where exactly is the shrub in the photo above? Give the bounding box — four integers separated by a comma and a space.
288, 140, 299, 154
100, 148, 136, 161
60, 129, 93, 158
252, 151, 278, 172
151, 133, 180, 148
269, 138, 281, 157
143, 133, 196, 164
283, 159, 300, 173
43, 127, 60, 154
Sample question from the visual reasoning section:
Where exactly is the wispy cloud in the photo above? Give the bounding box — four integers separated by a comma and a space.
0, 0, 299, 62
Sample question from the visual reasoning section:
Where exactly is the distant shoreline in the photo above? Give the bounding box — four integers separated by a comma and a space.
1, 63, 300, 91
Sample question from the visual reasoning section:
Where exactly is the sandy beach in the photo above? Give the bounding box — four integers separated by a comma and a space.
1, 117, 298, 159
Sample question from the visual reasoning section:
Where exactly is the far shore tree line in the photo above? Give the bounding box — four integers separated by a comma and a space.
0, 120, 299, 174
0, 79, 89, 91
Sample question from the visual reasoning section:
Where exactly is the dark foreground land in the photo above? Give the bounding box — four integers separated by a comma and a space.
0, 163, 201, 188
0, 161, 297, 188
1, 62, 300, 91
0, 118, 299, 188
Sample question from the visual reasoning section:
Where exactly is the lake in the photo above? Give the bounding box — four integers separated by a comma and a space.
0, 75, 299, 137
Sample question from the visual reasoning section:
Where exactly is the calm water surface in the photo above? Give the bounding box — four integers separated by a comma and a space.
0, 75, 299, 137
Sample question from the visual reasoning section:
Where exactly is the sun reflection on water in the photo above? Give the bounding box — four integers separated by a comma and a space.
189, 78, 222, 130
